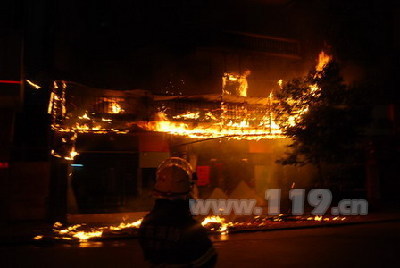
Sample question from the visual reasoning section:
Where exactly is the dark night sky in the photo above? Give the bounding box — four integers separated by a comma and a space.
2, 0, 399, 99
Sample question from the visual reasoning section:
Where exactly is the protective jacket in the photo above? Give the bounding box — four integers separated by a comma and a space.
139, 199, 217, 267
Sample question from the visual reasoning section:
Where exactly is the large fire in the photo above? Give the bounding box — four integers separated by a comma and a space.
138, 111, 283, 140
137, 52, 331, 140
35, 51, 342, 244
48, 51, 331, 160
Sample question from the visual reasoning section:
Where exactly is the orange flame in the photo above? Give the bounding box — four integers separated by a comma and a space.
33, 215, 347, 242
45, 219, 143, 242
315, 51, 332, 72
138, 112, 283, 140
109, 218, 143, 230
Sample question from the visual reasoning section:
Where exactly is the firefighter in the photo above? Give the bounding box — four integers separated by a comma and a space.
139, 157, 217, 267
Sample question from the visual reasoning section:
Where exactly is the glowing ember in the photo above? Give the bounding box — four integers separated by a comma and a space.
222, 71, 250, 97
111, 103, 123, 113
72, 230, 103, 242
26, 80, 41, 89
278, 79, 283, 88
47, 92, 55, 114
78, 112, 90, 120
172, 112, 200, 120
64, 146, 79, 161
54, 224, 82, 235
109, 218, 143, 230
201, 216, 229, 234
314, 215, 323, 222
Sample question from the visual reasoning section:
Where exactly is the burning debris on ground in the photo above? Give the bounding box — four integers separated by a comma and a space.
33, 218, 143, 243
33, 215, 349, 244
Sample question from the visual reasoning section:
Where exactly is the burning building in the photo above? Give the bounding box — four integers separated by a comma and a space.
38, 31, 338, 221
0, 25, 304, 220
47, 64, 318, 219
1, 11, 336, 220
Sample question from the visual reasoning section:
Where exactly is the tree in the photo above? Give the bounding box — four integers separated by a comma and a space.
275, 59, 370, 184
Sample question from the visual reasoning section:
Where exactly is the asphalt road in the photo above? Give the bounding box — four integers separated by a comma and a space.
2, 221, 399, 267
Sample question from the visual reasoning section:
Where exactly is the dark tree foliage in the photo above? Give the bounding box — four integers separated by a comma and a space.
275, 60, 370, 168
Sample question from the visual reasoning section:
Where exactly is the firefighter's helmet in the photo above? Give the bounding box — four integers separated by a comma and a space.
154, 157, 193, 199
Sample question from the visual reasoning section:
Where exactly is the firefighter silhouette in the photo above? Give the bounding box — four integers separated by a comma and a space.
139, 157, 217, 267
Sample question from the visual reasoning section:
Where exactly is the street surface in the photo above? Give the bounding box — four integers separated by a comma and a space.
1, 221, 399, 267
